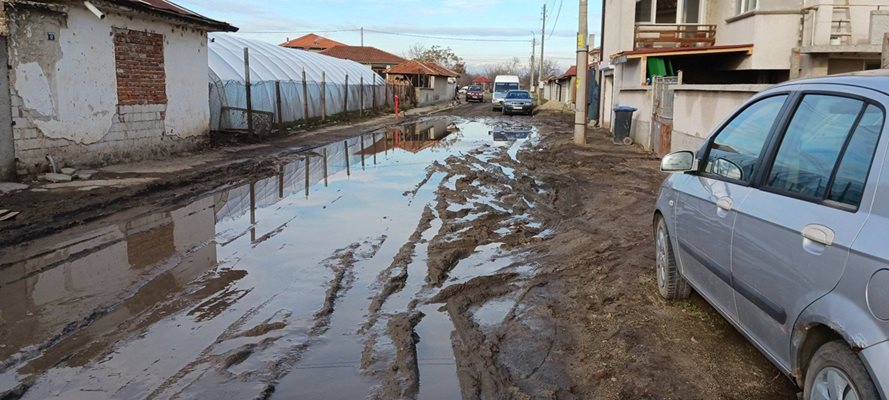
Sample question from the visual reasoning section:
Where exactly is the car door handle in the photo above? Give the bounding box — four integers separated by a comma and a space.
801, 224, 835, 246
716, 197, 733, 211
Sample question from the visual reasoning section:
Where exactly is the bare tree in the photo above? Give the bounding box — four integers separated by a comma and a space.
405, 43, 466, 75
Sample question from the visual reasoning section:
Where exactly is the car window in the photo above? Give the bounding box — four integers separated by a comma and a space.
703, 95, 787, 183
827, 104, 884, 207
766, 95, 865, 200
494, 83, 519, 93
506, 92, 530, 99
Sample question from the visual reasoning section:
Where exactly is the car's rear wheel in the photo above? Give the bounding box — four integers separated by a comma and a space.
804, 341, 879, 400
655, 215, 691, 300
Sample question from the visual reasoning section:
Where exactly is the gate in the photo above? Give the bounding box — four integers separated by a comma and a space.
651, 76, 678, 157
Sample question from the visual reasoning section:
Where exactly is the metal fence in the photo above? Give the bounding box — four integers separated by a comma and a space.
210, 79, 416, 135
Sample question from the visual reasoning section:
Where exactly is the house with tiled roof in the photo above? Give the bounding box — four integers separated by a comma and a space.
319, 46, 405, 76
280, 33, 345, 52
386, 60, 459, 106
0, 0, 236, 179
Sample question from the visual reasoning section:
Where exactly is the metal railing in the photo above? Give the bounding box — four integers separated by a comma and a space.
634, 24, 717, 49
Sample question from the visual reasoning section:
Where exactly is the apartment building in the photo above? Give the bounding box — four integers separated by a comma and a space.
599, 0, 889, 155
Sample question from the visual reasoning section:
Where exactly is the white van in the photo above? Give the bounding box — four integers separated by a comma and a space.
492, 75, 520, 111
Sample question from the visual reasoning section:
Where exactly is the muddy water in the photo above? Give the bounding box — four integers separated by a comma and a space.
0, 117, 540, 399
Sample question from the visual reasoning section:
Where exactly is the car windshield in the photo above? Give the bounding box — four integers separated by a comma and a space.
469, 86, 482, 91
494, 82, 519, 93
506, 91, 530, 99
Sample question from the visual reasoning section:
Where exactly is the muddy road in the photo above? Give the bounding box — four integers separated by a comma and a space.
0, 103, 797, 399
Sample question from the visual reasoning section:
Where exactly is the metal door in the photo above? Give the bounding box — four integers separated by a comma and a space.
651, 76, 678, 157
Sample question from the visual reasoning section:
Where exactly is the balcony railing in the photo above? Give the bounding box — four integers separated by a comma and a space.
634, 24, 717, 50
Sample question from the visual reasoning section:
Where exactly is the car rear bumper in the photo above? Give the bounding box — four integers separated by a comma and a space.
861, 340, 889, 399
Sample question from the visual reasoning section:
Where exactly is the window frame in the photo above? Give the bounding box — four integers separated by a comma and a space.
756, 90, 886, 212
696, 92, 794, 187
635, 0, 703, 24
736, 0, 758, 15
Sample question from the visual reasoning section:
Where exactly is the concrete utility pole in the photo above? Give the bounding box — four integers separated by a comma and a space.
574, 0, 588, 145
882, 32, 889, 69
538, 3, 546, 101
530, 35, 536, 93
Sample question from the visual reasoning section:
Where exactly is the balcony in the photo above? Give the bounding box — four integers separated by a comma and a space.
800, 3, 889, 54
634, 24, 717, 50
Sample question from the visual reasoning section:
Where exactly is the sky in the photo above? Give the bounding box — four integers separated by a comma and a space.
174, 0, 603, 73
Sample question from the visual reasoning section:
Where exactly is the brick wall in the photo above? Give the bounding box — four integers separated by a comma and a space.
113, 29, 167, 106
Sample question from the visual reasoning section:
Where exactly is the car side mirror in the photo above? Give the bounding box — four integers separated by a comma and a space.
660, 151, 696, 173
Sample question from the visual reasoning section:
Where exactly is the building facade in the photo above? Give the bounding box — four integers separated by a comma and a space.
599, 0, 889, 154
0, 0, 235, 178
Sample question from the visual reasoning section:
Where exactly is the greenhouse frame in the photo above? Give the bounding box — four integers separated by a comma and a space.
208, 33, 402, 133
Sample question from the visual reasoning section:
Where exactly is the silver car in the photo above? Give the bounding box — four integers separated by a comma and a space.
501, 90, 533, 116
655, 71, 889, 400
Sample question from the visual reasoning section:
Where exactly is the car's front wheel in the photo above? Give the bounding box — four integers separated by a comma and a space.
655, 215, 691, 300
804, 341, 880, 400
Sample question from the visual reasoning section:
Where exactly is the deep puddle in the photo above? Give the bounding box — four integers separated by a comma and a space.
0, 117, 538, 399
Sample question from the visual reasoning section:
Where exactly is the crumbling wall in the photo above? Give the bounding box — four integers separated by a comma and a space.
6, 1, 210, 174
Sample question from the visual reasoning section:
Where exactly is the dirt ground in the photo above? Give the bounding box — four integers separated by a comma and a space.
0, 102, 800, 399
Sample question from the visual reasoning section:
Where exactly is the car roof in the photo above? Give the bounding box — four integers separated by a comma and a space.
774, 69, 889, 96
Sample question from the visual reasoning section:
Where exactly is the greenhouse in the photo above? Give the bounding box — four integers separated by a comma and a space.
208, 33, 390, 132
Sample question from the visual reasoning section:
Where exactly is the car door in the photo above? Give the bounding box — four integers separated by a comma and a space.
672, 94, 790, 321
731, 88, 887, 370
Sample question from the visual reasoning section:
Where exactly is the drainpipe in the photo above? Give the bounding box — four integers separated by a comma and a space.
597, 0, 606, 127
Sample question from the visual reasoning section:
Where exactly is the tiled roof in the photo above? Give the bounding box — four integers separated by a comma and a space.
280, 34, 346, 50
387, 60, 458, 77
319, 46, 405, 65
109, 0, 236, 31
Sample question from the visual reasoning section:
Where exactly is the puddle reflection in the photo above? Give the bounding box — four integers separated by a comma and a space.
0, 117, 537, 399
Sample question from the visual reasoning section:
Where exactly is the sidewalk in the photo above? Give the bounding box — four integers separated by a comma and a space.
0, 101, 464, 248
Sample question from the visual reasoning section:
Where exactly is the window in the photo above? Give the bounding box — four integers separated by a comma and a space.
683, 0, 700, 23
703, 95, 787, 183
506, 91, 530, 99
636, 0, 701, 24
736, 0, 757, 15
766, 95, 864, 200
494, 82, 519, 93
636, 0, 653, 23
828, 105, 884, 207
655, 0, 677, 23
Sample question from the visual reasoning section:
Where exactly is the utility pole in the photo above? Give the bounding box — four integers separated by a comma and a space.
574, 0, 588, 145
530, 35, 536, 93
538, 3, 546, 101
361, 27, 364, 46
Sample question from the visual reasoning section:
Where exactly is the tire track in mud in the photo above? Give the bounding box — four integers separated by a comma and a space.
146, 236, 386, 400
359, 140, 568, 399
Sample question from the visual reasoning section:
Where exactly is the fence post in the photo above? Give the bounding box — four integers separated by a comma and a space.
359, 76, 365, 116
302, 69, 309, 122
244, 47, 253, 136
275, 80, 283, 133
372, 80, 377, 111
385, 83, 390, 107
321, 71, 327, 121
344, 74, 349, 115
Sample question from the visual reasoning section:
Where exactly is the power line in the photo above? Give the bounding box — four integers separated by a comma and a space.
236, 29, 360, 34
548, 0, 563, 40
237, 28, 531, 43
363, 29, 531, 43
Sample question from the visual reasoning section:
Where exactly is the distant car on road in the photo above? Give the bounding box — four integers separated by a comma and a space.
458, 86, 468, 95
492, 75, 520, 111
465, 85, 484, 103
655, 71, 889, 400
501, 90, 533, 116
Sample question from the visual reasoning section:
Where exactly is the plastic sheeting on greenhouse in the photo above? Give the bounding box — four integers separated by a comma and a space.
208, 33, 388, 132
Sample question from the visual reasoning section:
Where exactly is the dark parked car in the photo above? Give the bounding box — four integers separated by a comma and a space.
465, 85, 484, 103
655, 71, 889, 400
501, 90, 533, 116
